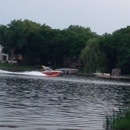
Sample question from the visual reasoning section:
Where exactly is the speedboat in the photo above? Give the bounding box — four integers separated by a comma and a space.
41, 65, 63, 76
42, 70, 63, 76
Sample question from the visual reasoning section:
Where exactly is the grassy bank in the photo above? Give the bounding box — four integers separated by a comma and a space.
106, 109, 130, 130
0, 63, 42, 71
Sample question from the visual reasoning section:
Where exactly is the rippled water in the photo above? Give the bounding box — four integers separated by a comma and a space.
0, 72, 130, 130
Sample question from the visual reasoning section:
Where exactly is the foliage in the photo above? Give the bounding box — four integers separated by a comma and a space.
99, 33, 117, 72
0, 20, 96, 66
106, 109, 130, 130
113, 26, 130, 67
80, 38, 107, 73
0, 19, 130, 74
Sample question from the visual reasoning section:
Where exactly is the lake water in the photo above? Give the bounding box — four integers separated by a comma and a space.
0, 71, 130, 130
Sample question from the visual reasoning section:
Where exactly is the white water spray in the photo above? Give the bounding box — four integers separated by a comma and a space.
0, 69, 47, 76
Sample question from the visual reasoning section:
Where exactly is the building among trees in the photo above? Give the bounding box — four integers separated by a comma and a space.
0, 45, 8, 63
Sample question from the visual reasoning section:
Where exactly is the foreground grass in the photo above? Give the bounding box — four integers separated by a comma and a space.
106, 110, 130, 130
0, 63, 42, 71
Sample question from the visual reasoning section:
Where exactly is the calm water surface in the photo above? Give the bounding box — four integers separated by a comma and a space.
0, 72, 130, 130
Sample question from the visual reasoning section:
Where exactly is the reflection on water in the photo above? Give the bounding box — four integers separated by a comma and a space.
0, 74, 130, 130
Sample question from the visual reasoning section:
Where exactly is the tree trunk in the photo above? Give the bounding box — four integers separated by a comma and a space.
57, 57, 60, 66
10, 47, 15, 65
53, 58, 56, 66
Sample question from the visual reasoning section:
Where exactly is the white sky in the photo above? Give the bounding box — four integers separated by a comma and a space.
0, 0, 130, 35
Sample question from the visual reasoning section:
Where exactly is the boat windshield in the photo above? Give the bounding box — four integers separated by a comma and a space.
44, 68, 53, 71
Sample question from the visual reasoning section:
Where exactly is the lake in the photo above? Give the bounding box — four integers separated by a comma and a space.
0, 71, 130, 130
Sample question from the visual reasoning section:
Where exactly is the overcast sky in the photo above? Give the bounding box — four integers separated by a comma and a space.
0, 0, 130, 35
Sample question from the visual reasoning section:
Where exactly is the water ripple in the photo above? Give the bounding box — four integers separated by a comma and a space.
0, 74, 130, 130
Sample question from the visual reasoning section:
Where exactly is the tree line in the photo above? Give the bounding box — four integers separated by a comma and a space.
0, 19, 130, 74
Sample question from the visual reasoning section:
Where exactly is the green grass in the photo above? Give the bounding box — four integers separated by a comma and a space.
106, 110, 130, 130
0, 63, 42, 71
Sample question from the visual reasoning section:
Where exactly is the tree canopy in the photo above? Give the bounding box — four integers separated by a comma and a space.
0, 19, 130, 74
80, 38, 107, 73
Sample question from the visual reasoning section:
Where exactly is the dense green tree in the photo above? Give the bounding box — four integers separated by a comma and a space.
0, 19, 34, 64
6, 19, 26, 64
19, 19, 41, 65
112, 26, 130, 74
0, 25, 7, 45
99, 33, 116, 72
0, 24, 17, 64
80, 38, 107, 73
1, 19, 130, 74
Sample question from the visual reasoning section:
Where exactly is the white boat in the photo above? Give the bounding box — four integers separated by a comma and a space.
93, 72, 111, 78
93, 72, 130, 80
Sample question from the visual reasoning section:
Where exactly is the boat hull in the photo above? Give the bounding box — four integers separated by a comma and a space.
42, 71, 62, 76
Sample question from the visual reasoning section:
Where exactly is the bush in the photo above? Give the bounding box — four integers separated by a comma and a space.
105, 109, 130, 130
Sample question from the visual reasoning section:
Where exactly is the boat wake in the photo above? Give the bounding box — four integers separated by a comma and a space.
0, 69, 47, 76
0, 69, 130, 86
